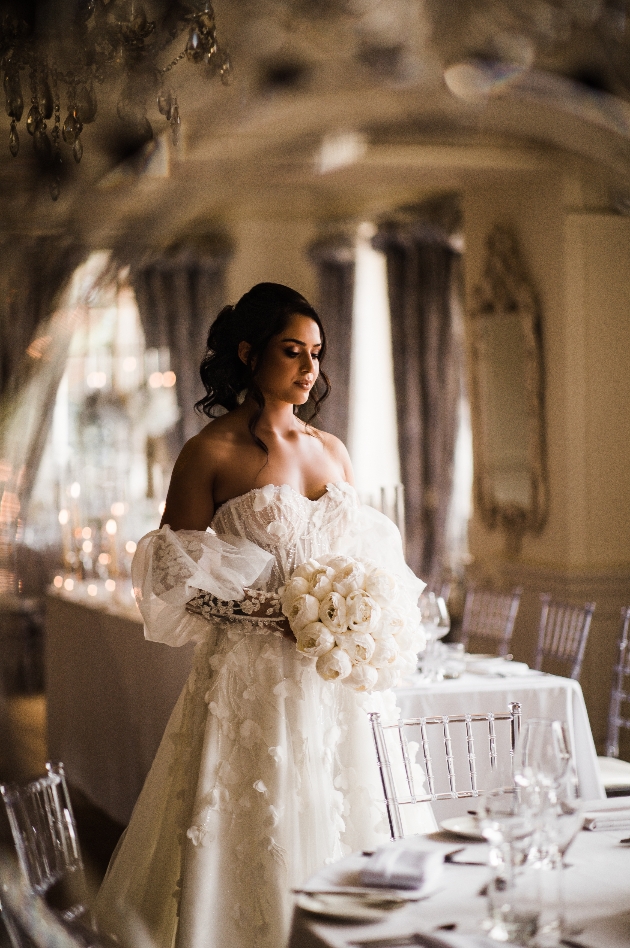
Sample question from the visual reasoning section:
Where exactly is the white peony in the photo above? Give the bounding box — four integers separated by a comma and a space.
345, 663, 379, 692
345, 589, 381, 634
283, 593, 321, 632
318, 553, 354, 573
318, 591, 348, 634
374, 665, 402, 691
316, 646, 352, 681
335, 630, 376, 664
365, 567, 398, 606
279, 576, 310, 607
296, 622, 336, 657
380, 608, 408, 639
308, 565, 335, 601
293, 558, 324, 583
332, 561, 366, 597
370, 635, 399, 668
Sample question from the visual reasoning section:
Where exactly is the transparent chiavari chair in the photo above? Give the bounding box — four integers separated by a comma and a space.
533, 595, 595, 681
0, 762, 88, 925
369, 702, 522, 840
459, 588, 522, 657
597, 607, 630, 796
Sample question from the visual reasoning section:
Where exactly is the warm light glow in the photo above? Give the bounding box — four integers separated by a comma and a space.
111, 501, 126, 516
125, 540, 137, 554
82, 540, 93, 553
87, 584, 98, 596
82, 526, 91, 539
158, 501, 166, 515
58, 509, 69, 525
64, 578, 74, 591
70, 482, 81, 498
53, 575, 63, 588
87, 370, 107, 389
98, 552, 111, 565
148, 372, 163, 388
105, 519, 117, 535
162, 370, 176, 387
123, 357, 137, 372
105, 579, 116, 591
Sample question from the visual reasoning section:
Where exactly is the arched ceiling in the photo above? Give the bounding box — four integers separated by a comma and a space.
2, 0, 630, 248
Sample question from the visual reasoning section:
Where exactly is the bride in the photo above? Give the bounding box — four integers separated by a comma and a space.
94, 282, 435, 948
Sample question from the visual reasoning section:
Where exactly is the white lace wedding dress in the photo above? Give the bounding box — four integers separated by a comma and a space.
94, 481, 436, 948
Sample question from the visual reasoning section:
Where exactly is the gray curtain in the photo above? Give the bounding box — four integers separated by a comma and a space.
0, 237, 85, 398
131, 241, 231, 452
308, 236, 355, 443
373, 197, 463, 580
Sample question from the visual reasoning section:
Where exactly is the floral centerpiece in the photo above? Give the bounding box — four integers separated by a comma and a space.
279, 554, 425, 692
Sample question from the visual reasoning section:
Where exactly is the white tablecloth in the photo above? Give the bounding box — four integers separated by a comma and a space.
289, 830, 630, 948
394, 667, 605, 817
45, 593, 194, 825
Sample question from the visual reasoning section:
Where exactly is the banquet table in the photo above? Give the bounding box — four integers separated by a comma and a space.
394, 664, 605, 819
45, 589, 194, 826
288, 829, 630, 948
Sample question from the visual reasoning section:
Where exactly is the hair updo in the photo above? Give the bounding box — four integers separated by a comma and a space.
195, 282, 330, 453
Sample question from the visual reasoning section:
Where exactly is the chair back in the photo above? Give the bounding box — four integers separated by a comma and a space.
0, 762, 87, 922
605, 606, 630, 758
460, 588, 522, 656
533, 595, 595, 680
369, 702, 522, 840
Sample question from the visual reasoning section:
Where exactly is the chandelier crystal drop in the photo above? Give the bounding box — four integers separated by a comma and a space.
1, 1, 229, 199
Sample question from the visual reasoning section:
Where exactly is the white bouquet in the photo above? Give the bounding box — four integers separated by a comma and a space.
279, 554, 426, 692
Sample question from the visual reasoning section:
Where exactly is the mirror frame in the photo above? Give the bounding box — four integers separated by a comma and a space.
468, 224, 548, 555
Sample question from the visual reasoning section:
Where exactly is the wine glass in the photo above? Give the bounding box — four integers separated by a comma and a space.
417, 592, 451, 680
514, 719, 571, 791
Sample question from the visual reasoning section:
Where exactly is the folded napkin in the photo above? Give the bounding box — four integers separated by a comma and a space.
359, 839, 444, 892
582, 797, 630, 831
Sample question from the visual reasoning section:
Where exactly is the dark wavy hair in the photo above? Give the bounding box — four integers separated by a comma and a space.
195, 282, 330, 454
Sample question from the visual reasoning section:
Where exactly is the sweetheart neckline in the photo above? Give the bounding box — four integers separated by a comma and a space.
212, 481, 353, 522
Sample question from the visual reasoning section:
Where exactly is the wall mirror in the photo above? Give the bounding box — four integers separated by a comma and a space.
468, 224, 548, 555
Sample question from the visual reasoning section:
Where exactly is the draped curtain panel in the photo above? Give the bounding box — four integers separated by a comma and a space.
132, 245, 231, 452
0, 237, 84, 398
373, 199, 463, 581
308, 236, 355, 444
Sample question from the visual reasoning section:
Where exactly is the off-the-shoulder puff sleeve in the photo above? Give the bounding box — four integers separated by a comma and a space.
131, 525, 275, 647
337, 502, 426, 606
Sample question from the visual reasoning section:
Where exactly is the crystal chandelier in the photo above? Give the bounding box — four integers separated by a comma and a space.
1, 1, 231, 199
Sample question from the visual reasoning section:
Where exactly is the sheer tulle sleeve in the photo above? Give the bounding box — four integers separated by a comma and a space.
131, 525, 275, 647
337, 503, 427, 604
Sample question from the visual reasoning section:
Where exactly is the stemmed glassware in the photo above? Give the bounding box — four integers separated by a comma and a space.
480, 720, 583, 946
417, 592, 451, 681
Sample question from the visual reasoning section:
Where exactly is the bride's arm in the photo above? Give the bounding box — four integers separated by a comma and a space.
160, 434, 217, 531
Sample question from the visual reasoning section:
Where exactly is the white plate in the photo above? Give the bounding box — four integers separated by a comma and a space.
295, 892, 407, 922
439, 816, 486, 841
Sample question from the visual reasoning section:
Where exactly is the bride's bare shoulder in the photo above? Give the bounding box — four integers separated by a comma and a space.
314, 427, 354, 481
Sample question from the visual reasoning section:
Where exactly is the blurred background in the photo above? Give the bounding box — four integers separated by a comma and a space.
1, 0, 629, 886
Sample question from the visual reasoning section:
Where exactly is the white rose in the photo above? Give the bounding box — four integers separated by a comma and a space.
345, 589, 381, 634
365, 567, 398, 606
296, 622, 336, 657
335, 630, 376, 664
280, 576, 310, 608
308, 565, 335, 601
318, 591, 348, 634
318, 553, 354, 572
371, 635, 399, 668
283, 593, 321, 632
332, 561, 366, 597
345, 663, 379, 693
293, 558, 324, 583
316, 646, 352, 681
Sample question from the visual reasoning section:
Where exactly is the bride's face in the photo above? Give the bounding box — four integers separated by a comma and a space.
251, 314, 322, 406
